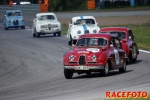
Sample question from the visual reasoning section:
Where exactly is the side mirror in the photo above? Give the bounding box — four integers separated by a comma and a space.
33, 18, 36, 22
69, 24, 72, 27
129, 36, 132, 39
110, 44, 114, 47
96, 22, 99, 25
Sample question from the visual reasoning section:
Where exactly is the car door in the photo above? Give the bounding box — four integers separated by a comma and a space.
67, 19, 73, 39
4, 12, 7, 24
109, 37, 118, 68
114, 37, 124, 67
128, 30, 137, 58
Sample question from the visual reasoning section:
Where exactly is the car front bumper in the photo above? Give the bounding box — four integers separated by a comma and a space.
64, 65, 104, 70
37, 28, 61, 34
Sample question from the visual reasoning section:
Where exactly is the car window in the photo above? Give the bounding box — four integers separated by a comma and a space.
7, 12, 21, 16
114, 38, 121, 48
74, 19, 95, 25
76, 38, 107, 47
38, 15, 55, 20
110, 32, 126, 39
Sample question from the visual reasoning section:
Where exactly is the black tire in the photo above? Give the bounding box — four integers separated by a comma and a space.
100, 62, 109, 76
34, 28, 40, 38
53, 33, 56, 36
119, 62, 126, 73
33, 34, 36, 37
37, 33, 40, 38
68, 35, 72, 46
21, 26, 25, 29
86, 72, 91, 75
32, 28, 36, 37
73, 40, 77, 45
4, 24, 8, 30
58, 32, 61, 36
64, 69, 73, 79
132, 54, 137, 62
68, 41, 71, 46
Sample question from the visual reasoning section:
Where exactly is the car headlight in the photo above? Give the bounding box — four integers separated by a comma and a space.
77, 30, 81, 34
93, 30, 97, 33
91, 55, 97, 61
7, 19, 11, 23
20, 19, 24, 22
69, 55, 75, 61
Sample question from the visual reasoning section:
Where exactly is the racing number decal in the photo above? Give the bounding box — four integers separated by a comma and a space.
114, 49, 119, 65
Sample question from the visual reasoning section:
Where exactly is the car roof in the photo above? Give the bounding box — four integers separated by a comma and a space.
79, 33, 115, 39
100, 27, 130, 32
6, 10, 21, 12
72, 16, 95, 20
36, 12, 56, 16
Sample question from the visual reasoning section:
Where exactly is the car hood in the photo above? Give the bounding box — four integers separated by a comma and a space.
68, 47, 103, 57
6, 16, 23, 20
74, 24, 98, 29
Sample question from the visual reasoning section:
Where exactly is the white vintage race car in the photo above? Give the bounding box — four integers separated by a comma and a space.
67, 16, 100, 45
32, 13, 61, 38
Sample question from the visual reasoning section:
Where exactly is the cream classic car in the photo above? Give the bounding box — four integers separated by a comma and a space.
32, 13, 61, 38
67, 16, 100, 45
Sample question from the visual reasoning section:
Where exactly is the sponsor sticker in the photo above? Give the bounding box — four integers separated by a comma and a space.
86, 48, 99, 52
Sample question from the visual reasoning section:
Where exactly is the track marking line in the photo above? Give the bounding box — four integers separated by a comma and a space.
139, 49, 150, 54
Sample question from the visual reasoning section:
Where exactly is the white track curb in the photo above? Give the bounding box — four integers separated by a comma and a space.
139, 49, 150, 54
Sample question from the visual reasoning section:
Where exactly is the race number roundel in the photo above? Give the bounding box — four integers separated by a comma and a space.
114, 49, 119, 65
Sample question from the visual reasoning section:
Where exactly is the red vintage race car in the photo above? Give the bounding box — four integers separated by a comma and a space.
63, 34, 128, 79
99, 27, 139, 63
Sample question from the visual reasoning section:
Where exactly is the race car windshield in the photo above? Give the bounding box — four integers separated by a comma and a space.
101, 31, 126, 39
74, 19, 95, 25
7, 12, 21, 16
76, 38, 107, 47
38, 15, 55, 20
109, 32, 126, 39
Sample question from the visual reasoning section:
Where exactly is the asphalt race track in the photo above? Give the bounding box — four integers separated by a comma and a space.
0, 11, 150, 100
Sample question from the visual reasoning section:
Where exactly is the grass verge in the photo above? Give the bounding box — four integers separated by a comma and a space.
62, 23, 150, 51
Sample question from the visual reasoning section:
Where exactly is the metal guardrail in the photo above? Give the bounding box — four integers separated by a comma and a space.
0, 4, 40, 13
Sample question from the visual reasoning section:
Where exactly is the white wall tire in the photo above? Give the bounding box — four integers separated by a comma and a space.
64, 69, 73, 79
119, 62, 126, 73
100, 62, 109, 76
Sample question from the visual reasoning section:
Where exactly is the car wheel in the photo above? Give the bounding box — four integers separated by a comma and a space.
58, 32, 61, 36
100, 62, 109, 76
86, 72, 91, 75
73, 40, 76, 45
4, 24, 8, 30
36, 33, 40, 38
21, 26, 25, 29
53, 33, 56, 36
34, 28, 40, 38
132, 54, 137, 62
68, 35, 72, 46
32, 28, 36, 37
64, 69, 73, 79
33, 34, 36, 37
119, 62, 126, 73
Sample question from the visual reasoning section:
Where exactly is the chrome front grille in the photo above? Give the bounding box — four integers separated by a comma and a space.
79, 56, 86, 65
13, 20, 19, 25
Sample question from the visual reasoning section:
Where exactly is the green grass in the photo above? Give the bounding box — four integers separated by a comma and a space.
62, 23, 150, 51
